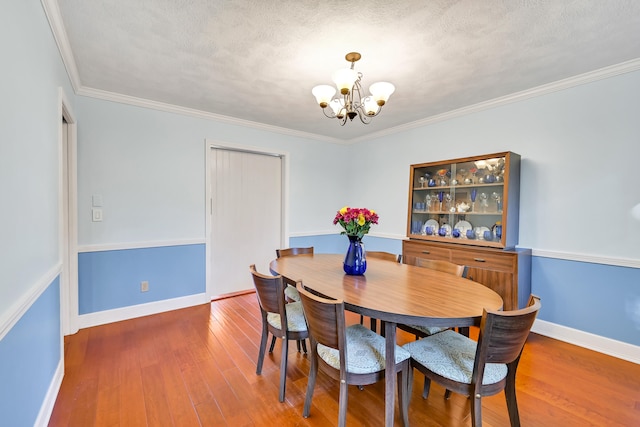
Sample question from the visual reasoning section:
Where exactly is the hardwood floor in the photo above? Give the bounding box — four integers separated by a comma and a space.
49, 293, 640, 426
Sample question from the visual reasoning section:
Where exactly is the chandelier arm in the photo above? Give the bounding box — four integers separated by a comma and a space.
321, 108, 336, 119
352, 76, 364, 106
355, 104, 373, 124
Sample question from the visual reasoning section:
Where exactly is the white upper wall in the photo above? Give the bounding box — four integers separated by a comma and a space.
350, 70, 640, 260
1, 1, 75, 318
76, 67, 640, 262
74, 97, 350, 247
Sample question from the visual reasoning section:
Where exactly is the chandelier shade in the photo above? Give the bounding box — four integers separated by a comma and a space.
311, 52, 395, 125
332, 68, 359, 94
311, 85, 336, 108
369, 81, 395, 106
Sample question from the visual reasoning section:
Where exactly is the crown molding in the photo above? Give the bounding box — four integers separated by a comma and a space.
347, 58, 640, 144
76, 86, 346, 144
41, 0, 81, 92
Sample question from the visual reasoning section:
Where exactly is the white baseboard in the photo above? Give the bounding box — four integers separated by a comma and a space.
77, 293, 210, 329
35, 359, 64, 427
75, 293, 639, 365
532, 319, 639, 364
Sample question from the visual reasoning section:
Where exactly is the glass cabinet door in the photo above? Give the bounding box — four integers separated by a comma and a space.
407, 152, 520, 249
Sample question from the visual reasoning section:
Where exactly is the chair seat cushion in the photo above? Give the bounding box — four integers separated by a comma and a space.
404, 324, 448, 336
267, 301, 307, 332
402, 329, 507, 385
317, 324, 410, 374
284, 285, 301, 301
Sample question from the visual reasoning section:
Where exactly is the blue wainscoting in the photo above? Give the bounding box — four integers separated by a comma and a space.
0, 277, 61, 427
532, 256, 640, 346
290, 234, 402, 256
78, 244, 205, 314
292, 234, 639, 348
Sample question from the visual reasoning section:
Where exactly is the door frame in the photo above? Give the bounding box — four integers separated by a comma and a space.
204, 139, 289, 300
58, 88, 79, 337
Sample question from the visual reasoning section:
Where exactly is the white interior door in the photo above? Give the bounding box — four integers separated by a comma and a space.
209, 148, 283, 297
59, 91, 78, 336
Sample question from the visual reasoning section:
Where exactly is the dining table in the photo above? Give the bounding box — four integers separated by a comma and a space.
270, 253, 503, 427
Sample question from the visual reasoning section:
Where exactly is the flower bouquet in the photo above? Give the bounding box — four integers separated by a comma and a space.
333, 206, 379, 239
333, 206, 379, 275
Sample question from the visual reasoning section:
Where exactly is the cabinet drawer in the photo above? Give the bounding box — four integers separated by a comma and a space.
403, 241, 451, 263
451, 250, 515, 273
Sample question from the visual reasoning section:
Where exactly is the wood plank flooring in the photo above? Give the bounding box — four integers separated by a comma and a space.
49, 293, 640, 426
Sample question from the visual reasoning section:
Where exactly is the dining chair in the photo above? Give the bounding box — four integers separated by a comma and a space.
402, 295, 541, 427
366, 251, 402, 263
249, 264, 309, 403
362, 251, 402, 331
398, 257, 469, 398
296, 282, 411, 427
275, 246, 314, 302
398, 257, 468, 339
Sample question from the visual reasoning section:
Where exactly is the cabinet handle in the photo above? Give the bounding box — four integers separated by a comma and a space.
421, 251, 430, 254
474, 258, 486, 262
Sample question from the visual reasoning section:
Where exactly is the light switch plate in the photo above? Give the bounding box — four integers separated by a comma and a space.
92, 208, 103, 222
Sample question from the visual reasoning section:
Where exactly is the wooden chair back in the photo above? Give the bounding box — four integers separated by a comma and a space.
296, 283, 344, 351
296, 281, 410, 426
476, 295, 541, 368
414, 257, 467, 277
367, 251, 402, 263
276, 246, 314, 258
249, 264, 286, 327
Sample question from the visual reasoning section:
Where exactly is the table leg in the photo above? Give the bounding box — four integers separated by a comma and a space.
385, 321, 401, 427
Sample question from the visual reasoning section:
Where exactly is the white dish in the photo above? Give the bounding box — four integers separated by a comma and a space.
422, 219, 440, 235
475, 226, 491, 240
439, 224, 452, 236
453, 220, 472, 234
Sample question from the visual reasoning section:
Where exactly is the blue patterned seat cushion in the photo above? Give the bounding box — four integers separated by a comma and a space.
317, 324, 410, 374
284, 285, 301, 301
402, 329, 507, 385
266, 301, 307, 332
404, 324, 448, 336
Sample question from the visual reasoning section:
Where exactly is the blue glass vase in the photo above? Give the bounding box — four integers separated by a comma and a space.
343, 235, 367, 275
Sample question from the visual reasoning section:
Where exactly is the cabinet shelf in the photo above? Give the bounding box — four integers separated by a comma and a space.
412, 210, 502, 215
414, 182, 504, 191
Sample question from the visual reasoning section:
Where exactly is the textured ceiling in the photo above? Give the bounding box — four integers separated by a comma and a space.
53, 0, 640, 141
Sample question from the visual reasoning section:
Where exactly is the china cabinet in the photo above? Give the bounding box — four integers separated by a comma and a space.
407, 151, 520, 248
403, 152, 531, 310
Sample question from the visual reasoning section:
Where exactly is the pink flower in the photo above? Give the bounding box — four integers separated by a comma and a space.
333, 206, 378, 238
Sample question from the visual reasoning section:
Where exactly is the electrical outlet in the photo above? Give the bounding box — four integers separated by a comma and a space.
140, 281, 149, 292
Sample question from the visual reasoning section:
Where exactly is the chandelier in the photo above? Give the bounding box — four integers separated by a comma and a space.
312, 52, 395, 125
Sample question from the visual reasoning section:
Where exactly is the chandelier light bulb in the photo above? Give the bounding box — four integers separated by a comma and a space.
362, 96, 379, 116
312, 85, 336, 108
332, 68, 358, 95
329, 99, 345, 118
369, 81, 395, 106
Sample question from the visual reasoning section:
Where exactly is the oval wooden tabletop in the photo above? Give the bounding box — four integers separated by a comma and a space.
270, 253, 503, 328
